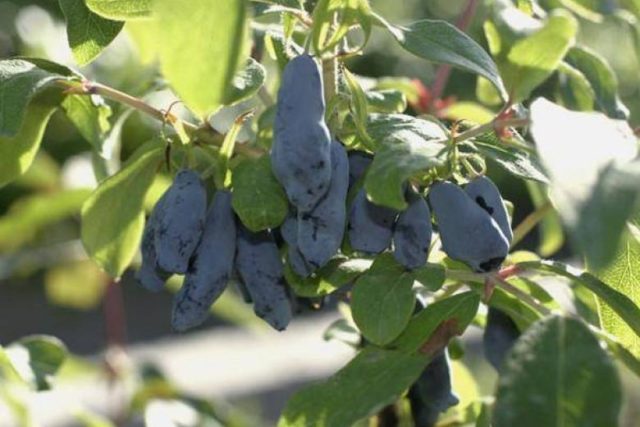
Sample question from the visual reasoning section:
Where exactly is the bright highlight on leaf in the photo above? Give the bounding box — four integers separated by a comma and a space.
153, 0, 249, 117
81, 143, 164, 278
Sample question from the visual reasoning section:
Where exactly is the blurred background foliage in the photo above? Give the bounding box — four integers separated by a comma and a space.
0, 0, 639, 425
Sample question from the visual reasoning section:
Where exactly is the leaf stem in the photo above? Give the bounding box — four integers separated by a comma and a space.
453, 117, 529, 143
511, 201, 554, 247
490, 274, 553, 316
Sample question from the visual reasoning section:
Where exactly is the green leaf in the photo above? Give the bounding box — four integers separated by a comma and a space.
412, 263, 446, 292
375, 16, 507, 99
530, 98, 640, 269
502, 11, 578, 102
0, 95, 60, 188
474, 135, 549, 183
366, 114, 448, 147
520, 260, 640, 341
557, 62, 595, 112
0, 189, 90, 251
493, 316, 621, 427
81, 143, 163, 278
278, 347, 429, 427
365, 89, 407, 113
565, 46, 628, 119
285, 257, 372, 297
61, 94, 112, 153
85, 0, 151, 20
59, 0, 124, 66
227, 58, 267, 106
153, 0, 249, 117
231, 155, 288, 232
393, 291, 481, 353
351, 253, 416, 345
5, 335, 68, 391
364, 116, 447, 210
0, 59, 68, 137
590, 229, 640, 359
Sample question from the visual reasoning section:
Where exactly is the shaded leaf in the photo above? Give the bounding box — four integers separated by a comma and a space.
285, 257, 372, 297
0, 95, 60, 188
278, 347, 429, 427
376, 17, 507, 99
231, 155, 288, 232
493, 316, 621, 427
351, 253, 416, 345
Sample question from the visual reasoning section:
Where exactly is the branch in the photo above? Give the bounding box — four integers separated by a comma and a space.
511, 201, 554, 247
430, 0, 480, 102
59, 80, 265, 158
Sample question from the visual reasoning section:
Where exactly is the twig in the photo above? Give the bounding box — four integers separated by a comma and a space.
490, 274, 553, 316
430, 0, 480, 102
59, 80, 265, 158
511, 201, 553, 247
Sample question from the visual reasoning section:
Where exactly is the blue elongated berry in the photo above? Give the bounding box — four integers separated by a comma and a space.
465, 176, 513, 243
281, 212, 313, 278
483, 307, 520, 371
393, 190, 432, 270
154, 169, 207, 274
136, 203, 171, 292
297, 141, 349, 271
172, 191, 236, 332
347, 188, 397, 254
271, 54, 332, 212
236, 225, 292, 331
408, 350, 460, 427
348, 150, 373, 187
428, 181, 509, 272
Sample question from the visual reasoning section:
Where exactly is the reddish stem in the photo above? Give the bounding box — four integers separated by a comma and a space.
104, 278, 127, 348
430, 0, 480, 103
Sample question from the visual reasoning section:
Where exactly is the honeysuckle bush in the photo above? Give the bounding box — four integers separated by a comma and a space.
0, 0, 640, 425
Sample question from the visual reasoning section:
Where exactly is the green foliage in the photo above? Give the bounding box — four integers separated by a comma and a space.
81, 143, 164, 278
285, 257, 372, 297
520, 260, 640, 340
375, 17, 507, 98
85, 0, 152, 20
363, 115, 447, 209
152, 0, 249, 117
590, 227, 640, 358
0, 59, 68, 137
231, 155, 288, 231
501, 11, 578, 102
2, 0, 640, 423
279, 347, 428, 427
59, 0, 124, 66
61, 94, 112, 152
2, 335, 67, 391
493, 316, 621, 427
530, 98, 640, 269
0, 95, 61, 188
351, 253, 416, 345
